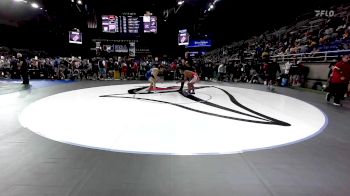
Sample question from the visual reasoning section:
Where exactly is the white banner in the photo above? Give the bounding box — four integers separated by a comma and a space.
129, 42, 136, 57
114, 45, 129, 53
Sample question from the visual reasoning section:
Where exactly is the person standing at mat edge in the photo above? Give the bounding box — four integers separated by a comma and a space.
17, 53, 29, 85
326, 55, 350, 106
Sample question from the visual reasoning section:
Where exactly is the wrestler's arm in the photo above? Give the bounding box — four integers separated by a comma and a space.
152, 73, 159, 82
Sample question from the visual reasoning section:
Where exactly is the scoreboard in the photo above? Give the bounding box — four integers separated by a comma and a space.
143, 16, 157, 33
69, 31, 82, 44
178, 29, 189, 46
102, 15, 156, 34
127, 16, 141, 33
102, 15, 119, 33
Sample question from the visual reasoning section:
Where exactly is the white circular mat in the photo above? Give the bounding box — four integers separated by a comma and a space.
19, 83, 327, 155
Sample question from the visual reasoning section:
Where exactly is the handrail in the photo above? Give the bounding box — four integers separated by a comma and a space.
271, 49, 350, 57
205, 49, 350, 64
270, 49, 350, 62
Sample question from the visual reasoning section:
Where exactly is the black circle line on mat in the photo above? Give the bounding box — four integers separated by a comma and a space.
100, 86, 291, 126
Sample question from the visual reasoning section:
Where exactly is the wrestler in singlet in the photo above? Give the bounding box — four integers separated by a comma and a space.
146, 68, 159, 92
183, 70, 199, 94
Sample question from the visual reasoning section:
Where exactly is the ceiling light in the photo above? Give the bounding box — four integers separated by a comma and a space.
77, 0, 82, 5
31, 2, 39, 8
178, 1, 184, 5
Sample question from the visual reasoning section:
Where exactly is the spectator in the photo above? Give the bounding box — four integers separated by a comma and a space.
17, 53, 29, 85
268, 58, 281, 87
91, 59, 99, 80
217, 63, 225, 81
289, 59, 301, 86
328, 57, 342, 79
326, 55, 350, 106
299, 62, 309, 88
207, 63, 214, 81
98, 58, 106, 80
170, 61, 178, 79
132, 62, 139, 80
226, 63, 234, 82
121, 62, 127, 80
0, 56, 4, 78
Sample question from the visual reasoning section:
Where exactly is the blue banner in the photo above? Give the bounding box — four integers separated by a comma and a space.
187, 40, 212, 48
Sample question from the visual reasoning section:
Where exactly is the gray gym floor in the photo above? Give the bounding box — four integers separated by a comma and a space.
0, 80, 349, 196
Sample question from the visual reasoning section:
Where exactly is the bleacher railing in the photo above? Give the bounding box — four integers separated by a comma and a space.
271, 49, 350, 62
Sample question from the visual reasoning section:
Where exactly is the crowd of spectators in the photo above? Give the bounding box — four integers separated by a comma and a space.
205, 5, 350, 64
199, 57, 310, 88
0, 48, 312, 90
200, 5, 350, 90
0, 50, 214, 83
0, 54, 179, 81
1, 5, 350, 90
